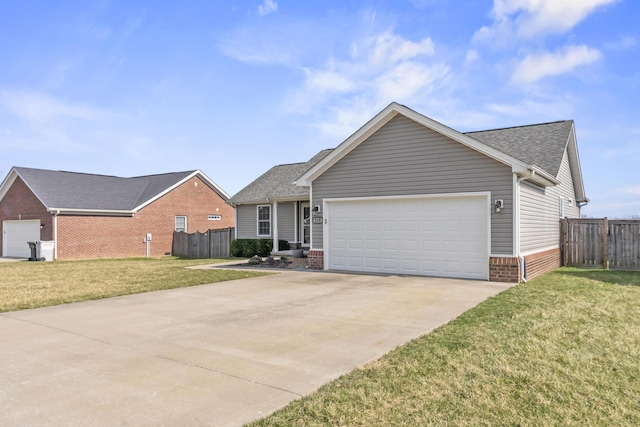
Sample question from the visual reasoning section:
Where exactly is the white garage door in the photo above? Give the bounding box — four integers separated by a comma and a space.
326, 195, 489, 280
3, 220, 41, 258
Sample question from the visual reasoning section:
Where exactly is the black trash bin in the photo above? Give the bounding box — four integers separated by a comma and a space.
27, 241, 38, 261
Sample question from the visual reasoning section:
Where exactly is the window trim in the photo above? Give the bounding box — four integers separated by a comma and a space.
175, 215, 187, 233
257, 205, 271, 237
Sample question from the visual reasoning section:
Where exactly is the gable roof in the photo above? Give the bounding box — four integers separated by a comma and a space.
296, 102, 586, 199
0, 167, 230, 215
464, 120, 574, 178
229, 149, 333, 205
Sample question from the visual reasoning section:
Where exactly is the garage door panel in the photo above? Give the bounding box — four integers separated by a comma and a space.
365, 258, 380, 268
402, 240, 419, 251
348, 257, 363, 267
327, 196, 489, 280
3, 220, 41, 258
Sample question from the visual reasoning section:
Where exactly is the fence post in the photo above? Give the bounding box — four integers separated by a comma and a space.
562, 218, 568, 266
602, 217, 609, 270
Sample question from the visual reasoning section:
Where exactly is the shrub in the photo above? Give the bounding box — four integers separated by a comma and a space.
230, 239, 290, 258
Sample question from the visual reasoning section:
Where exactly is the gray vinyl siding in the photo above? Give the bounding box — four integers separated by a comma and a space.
236, 204, 263, 239
311, 115, 514, 255
520, 150, 580, 254
236, 202, 298, 241
277, 202, 296, 242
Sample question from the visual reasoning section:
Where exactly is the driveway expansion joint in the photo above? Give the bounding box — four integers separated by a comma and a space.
155, 354, 304, 398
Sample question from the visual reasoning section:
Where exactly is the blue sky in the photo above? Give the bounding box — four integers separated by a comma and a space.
0, 0, 638, 218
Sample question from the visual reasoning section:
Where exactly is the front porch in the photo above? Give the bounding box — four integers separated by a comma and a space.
269, 199, 312, 253
271, 249, 310, 257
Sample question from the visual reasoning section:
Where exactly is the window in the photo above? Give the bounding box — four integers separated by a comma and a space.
175, 216, 187, 232
257, 205, 271, 236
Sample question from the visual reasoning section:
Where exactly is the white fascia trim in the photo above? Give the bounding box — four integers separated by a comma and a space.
48, 208, 134, 216
322, 191, 491, 203
195, 170, 231, 200
520, 245, 560, 257
566, 124, 589, 203
133, 170, 230, 212
296, 102, 534, 187
230, 196, 309, 207
0, 169, 18, 202
1, 168, 50, 209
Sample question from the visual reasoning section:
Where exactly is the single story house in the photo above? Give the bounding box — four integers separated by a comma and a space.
229, 102, 588, 282
0, 167, 234, 260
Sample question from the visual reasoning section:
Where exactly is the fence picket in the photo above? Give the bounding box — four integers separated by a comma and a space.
561, 218, 640, 271
172, 228, 235, 259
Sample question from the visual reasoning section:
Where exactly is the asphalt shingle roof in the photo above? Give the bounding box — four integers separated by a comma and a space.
230, 118, 575, 204
465, 120, 573, 177
229, 149, 333, 204
14, 167, 196, 211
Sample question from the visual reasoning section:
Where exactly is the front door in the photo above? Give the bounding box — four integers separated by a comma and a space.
301, 203, 311, 246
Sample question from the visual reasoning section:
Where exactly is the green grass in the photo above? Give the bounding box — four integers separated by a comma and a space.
0, 257, 268, 313
249, 268, 640, 426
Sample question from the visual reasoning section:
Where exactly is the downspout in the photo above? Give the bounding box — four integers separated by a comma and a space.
514, 170, 536, 283
233, 205, 238, 239
294, 201, 298, 243
273, 201, 279, 252
53, 210, 60, 261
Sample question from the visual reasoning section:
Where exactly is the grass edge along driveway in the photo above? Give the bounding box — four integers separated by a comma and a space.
249, 268, 640, 427
0, 257, 267, 313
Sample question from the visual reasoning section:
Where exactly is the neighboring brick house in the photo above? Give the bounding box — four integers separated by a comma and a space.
0, 167, 234, 260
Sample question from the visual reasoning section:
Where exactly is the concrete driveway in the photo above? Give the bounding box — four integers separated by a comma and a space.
0, 270, 512, 426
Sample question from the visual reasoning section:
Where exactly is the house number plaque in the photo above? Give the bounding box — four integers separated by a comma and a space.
312, 217, 323, 224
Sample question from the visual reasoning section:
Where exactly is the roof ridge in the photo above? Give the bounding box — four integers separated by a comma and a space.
465, 120, 571, 134
15, 166, 121, 178
129, 170, 196, 179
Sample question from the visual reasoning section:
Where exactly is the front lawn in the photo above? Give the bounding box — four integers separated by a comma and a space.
0, 257, 268, 313
249, 268, 640, 426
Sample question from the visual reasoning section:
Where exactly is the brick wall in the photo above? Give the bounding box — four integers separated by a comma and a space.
56, 176, 235, 260
307, 250, 324, 270
524, 248, 560, 281
489, 256, 520, 283
0, 177, 52, 255
1, 175, 234, 260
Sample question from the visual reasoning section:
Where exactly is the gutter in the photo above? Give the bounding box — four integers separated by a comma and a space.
47, 208, 134, 217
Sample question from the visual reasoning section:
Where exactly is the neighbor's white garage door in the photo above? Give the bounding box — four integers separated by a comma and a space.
326, 195, 489, 280
2, 220, 40, 258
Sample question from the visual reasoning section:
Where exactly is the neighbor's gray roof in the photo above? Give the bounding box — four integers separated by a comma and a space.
13, 167, 197, 211
229, 149, 333, 204
465, 120, 573, 177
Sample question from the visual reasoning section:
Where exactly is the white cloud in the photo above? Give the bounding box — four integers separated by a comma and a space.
511, 45, 602, 84
475, 0, 618, 43
625, 185, 640, 196
465, 50, 479, 65
0, 90, 112, 123
285, 30, 449, 137
258, 0, 278, 16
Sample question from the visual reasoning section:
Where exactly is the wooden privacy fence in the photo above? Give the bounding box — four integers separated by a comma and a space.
561, 218, 640, 270
172, 227, 235, 259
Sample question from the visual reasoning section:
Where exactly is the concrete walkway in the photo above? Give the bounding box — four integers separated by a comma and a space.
0, 271, 513, 426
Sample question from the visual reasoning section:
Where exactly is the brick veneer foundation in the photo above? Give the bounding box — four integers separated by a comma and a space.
523, 248, 560, 281
299, 248, 559, 283
307, 250, 324, 270
489, 256, 521, 283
